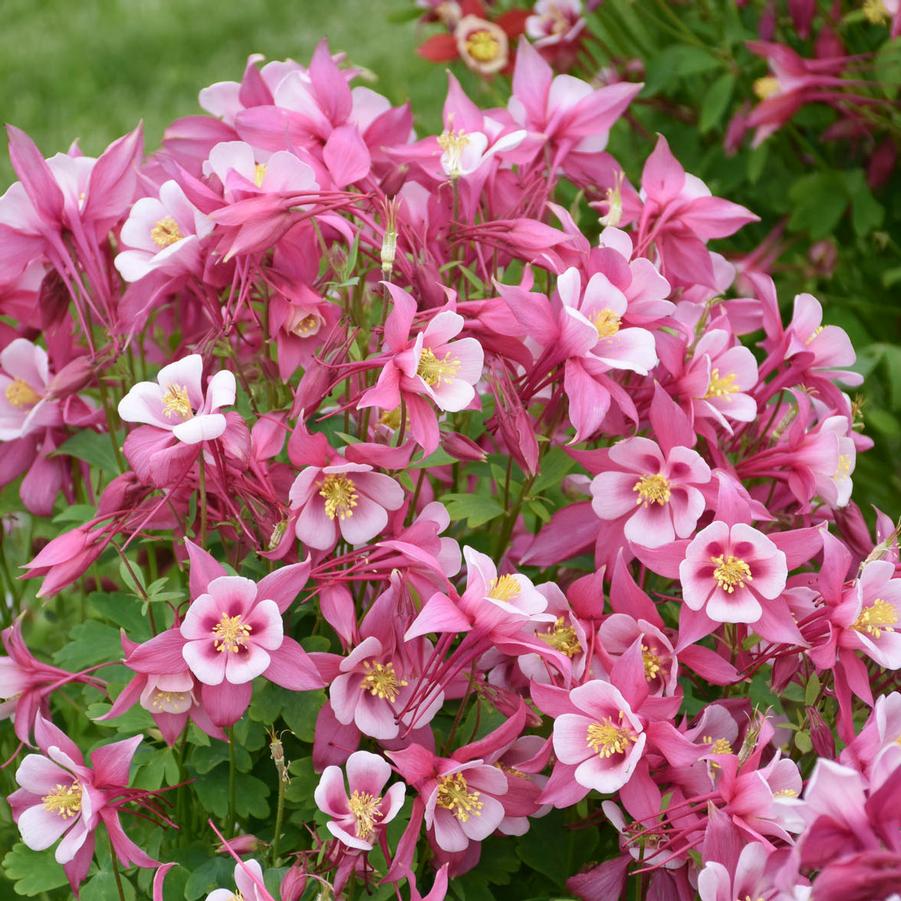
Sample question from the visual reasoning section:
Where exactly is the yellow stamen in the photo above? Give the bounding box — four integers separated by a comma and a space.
253, 163, 267, 188
487, 574, 520, 602
465, 29, 501, 63
753, 76, 780, 100
835, 454, 853, 479
212, 612, 252, 654
379, 407, 403, 430
805, 325, 825, 345
642, 644, 662, 681
161, 383, 193, 419
319, 474, 358, 520
705, 368, 739, 399
633, 473, 671, 507
437, 128, 471, 180
586, 714, 636, 758
150, 216, 183, 249
863, 0, 889, 24
361, 661, 407, 702
591, 308, 622, 339
416, 347, 461, 388
290, 313, 321, 338
539, 617, 581, 657
711, 554, 753, 594
852, 598, 897, 640
149, 689, 191, 711
4, 378, 41, 409
703, 736, 733, 756
348, 790, 383, 841
42, 782, 82, 820
436, 773, 483, 822
773, 788, 798, 798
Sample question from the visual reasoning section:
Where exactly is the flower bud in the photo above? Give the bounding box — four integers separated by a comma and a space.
442, 431, 486, 462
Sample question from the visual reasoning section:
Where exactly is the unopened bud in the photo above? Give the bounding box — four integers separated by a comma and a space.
442, 431, 486, 462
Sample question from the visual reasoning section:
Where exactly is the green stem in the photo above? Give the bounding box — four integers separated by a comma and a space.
198, 454, 207, 545
271, 771, 287, 865
109, 830, 127, 901
227, 727, 237, 832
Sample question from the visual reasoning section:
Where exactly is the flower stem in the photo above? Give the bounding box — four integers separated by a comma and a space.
109, 830, 127, 901
271, 768, 287, 865
227, 726, 237, 832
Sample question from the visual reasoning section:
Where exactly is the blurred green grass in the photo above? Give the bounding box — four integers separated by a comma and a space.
0, 0, 443, 183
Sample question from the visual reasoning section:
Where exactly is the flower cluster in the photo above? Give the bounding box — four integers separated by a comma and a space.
0, 12, 898, 901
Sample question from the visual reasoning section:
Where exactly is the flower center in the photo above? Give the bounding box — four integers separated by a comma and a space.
773, 788, 798, 798
703, 735, 733, 756
319, 474, 359, 520
539, 617, 581, 657
852, 598, 897, 640
361, 661, 407, 702
348, 790, 383, 841
753, 76, 780, 100
436, 773, 483, 822
42, 782, 82, 820
4, 378, 41, 409
591, 308, 622, 339
487, 574, 520, 602
150, 216, 184, 249
835, 454, 853, 479
586, 715, 636, 758
379, 407, 403, 430
863, 0, 889, 23
711, 554, 753, 593
705, 368, 738, 399
465, 29, 501, 63
438, 128, 470, 179
253, 163, 267, 187
416, 347, 461, 388
289, 312, 322, 338
633, 473, 671, 507
161, 383, 193, 419
642, 644, 662, 681
148, 689, 192, 712
212, 612, 252, 653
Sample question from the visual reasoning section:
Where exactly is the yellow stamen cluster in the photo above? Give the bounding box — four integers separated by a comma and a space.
711, 554, 753, 593
319, 474, 358, 520
348, 790, 383, 841
149, 689, 191, 711
487, 574, 521, 603
703, 735, 733, 756
586, 714, 636, 758
161, 383, 193, 419
212, 612, 252, 654
253, 162, 267, 188
539, 617, 581, 657
753, 76, 780, 100
705, 368, 739, 399
361, 661, 407, 702
437, 128, 471, 179
591, 308, 622, 339
436, 773, 483, 822
290, 313, 321, 338
852, 598, 897, 640
863, 0, 889, 24
642, 644, 662, 681
773, 788, 798, 798
633, 473, 671, 507
416, 347, 461, 388
150, 216, 183, 249
465, 29, 501, 63
42, 782, 82, 820
379, 407, 403, 430
4, 378, 41, 409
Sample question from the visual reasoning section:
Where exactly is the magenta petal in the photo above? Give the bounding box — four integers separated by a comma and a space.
201, 681, 252, 727
264, 637, 325, 691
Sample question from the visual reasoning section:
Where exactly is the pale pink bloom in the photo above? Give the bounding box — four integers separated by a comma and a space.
679, 521, 788, 624
697, 842, 774, 901
551, 679, 646, 794
784, 292, 862, 387
314, 751, 406, 850
203, 140, 318, 200
180, 576, 284, 685
114, 179, 214, 282
205, 859, 272, 901
118, 353, 236, 445
598, 614, 679, 697
289, 460, 404, 550
455, 16, 509, 75
685, 329, 759, 427
590, 436, 710, 548
838, 559, 901, 670
199, 56, 305, 125
526, 0, 586, 47
808, 415, 856, 508
0, 338, 61, 441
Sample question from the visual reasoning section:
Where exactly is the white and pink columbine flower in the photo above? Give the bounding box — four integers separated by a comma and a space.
839, 559, 901, 670
525, 0, 586, 47
686, 329, 759, 428
314, 751, 406, 851
205, 859, 270, 901
455, 16, 509, 75
289, 461, 404, 551
204, 140, 318, 200
679, 521, 788, 624
589, 436, 710, 548
0, 338, 61, 441
180, 576, 285, 685
114, 179, 214, 283
551, 679, 646, 794
117, 353, 236, 445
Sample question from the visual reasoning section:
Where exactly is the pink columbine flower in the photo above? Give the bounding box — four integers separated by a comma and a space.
289, 460, 405, 551
679, 522, 788, 624
314, 750, 406, 851
526, 0, 586, 47
454, 16, 510, 75
205, 859, 273, 901
114, 179, 214, 282
204, 140, 318, 200
0, 338, 61, 441
551, 679, 646, 794
838, 559, 901, 670
590, 436, 710, 548
118, 353, 236, 445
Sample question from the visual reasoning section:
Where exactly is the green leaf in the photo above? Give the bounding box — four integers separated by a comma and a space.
81, 871, 136, 900
875, 37, 901, 98
844, 169, 885, 236
2, 843, 69, 896
531, 447, 576, 495
516, 810, 598, 884
52, 503, 96, 525
88, 591, 151, 641
788, 172, 848, 239
282, 689, 326, 742
184, 858, 234, 901
441, 493, 504, 528
794, 730, 813, 753
804, 673, 821, 706
699, 73, 735, 133
55, 429, 119, 475
53, 620, 122, 669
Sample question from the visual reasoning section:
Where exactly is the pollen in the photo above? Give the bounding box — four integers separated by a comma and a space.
436, 773, 484, 822
253, 163, 267, 187
379, 407, 403, 430
438, 128, 471, 179
161, 383, 193, 419
416, 347, 461, 388
591, 308, 622, 339
642, 644, 662, 681
488, 574, 521, 602
319, 474, 359, 520
703, 736, 733, 756
711, 554, 753, 593
852, 598, 897, 640
633, 473, 671, 507
361, 661, 407, 702
835, 454, 853, 479
212, 612, 252, 654
539, 617, 581, 657
863, 0, 889, 23
705, 368, 739, 399
753, 76, 780, 100
149, 689, 191, 712
773, 788, 798, 798
465, 29, 501, 63
42, 782, 82, 820
290, 313, 321, 338
4, 378, 41, 409
348, 790, 383, 841
150, 216, 184, 249
586, 714, 636, 758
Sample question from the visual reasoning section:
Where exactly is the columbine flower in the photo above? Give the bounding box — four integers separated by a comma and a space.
314, 751, 406, 851
118, 353, 236, 445
114, 179, 214, 282
455, 16, 509, 75
590, 436, 710, 548
525, 0, 586, 47
204, 140, 318, 200
0, 338, 60, 441
839, 559, 901, 670
685, 329, 760, 428
205, 859, 273, 901
679, 522, 788, 624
